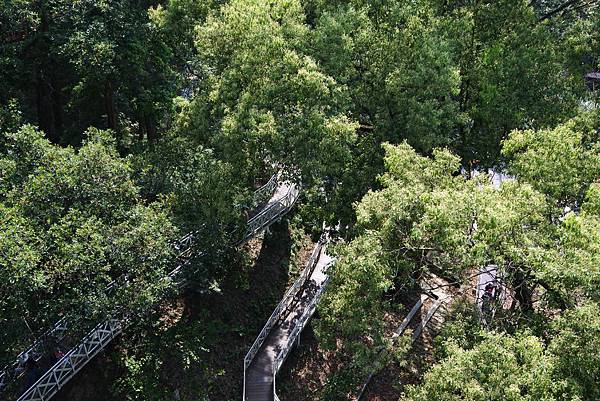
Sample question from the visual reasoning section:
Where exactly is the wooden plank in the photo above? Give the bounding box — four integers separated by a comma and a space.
356, 298, 424, 400
392, 299, 423, 339
412, 299, 442, 342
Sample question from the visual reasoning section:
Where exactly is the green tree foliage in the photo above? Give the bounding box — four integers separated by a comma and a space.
316, 235, 391, 354
181, 0, 357, 196
0, 0, 176, 145
62, 0, 177, 145
132, 137, 242, 230
149, 0, 222, 70
502, 113, 600, 207
402, 303, 600, 400
317, 143, 476, 380
131, 135, 245, 282
2, 0, 600, 398
319, 128, 600, 384
549, 303, 600, 399
299, 0, 462, 227
401, 333, 566, 401
502, 116, 600, 305
309, 0, 460, 153
0, 126, 175, 364
437, 0, 577, 166
558, 2, 600, 106
0, 99, 23, 133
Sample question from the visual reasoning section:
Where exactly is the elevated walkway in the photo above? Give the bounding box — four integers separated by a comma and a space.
243, 235, 333, 401
8, 177, 298, 401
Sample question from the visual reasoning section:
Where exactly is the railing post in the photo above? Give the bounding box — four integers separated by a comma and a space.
273, 369, 277, 400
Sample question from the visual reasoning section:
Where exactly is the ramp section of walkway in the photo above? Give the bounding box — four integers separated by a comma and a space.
243, 234, 333, 401
14, 178, 298, 401
356, 274, 452, 400
241, 182, 299, 245
0, 230, 199, 395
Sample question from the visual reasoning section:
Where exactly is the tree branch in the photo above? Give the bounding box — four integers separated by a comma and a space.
538, 0, 599, 21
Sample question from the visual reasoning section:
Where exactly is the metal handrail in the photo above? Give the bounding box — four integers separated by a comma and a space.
240, 184, 300, 244
16, 178, 297, 401
243, 235, 325, 371
247, 183, 296, 226
271, 269, 332, 401
243, 233, 332, 401
0, 318, 69, 392
15, 253, 199, 401
0, 228, 199, 393
17, 319, 122, 401
251, 173, 279, 207
273, 275, 331, 374
1, 172, 278, 394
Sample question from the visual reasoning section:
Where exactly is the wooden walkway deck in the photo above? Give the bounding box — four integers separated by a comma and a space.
245, 247, 332, 401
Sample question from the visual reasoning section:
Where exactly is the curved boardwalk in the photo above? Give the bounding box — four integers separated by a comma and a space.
245, 244, 332, 401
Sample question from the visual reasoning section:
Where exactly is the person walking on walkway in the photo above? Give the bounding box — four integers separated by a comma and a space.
24, 357, 42, 391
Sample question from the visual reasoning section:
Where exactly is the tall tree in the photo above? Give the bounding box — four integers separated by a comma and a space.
401, 333, 569, 401
308, 0, 461, 153
177, 0, 358, 227
0, 0, 177, 145
402, 303, 600, 401
318, 123, 600, 381
436, 0, 577, 167
0, 126, 175, 366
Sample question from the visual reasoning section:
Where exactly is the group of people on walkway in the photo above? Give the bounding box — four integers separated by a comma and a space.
18, 342, 65, 395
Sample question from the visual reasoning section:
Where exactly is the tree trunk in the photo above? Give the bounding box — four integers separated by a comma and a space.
51, 74, 63, 137
511, 269, 534, 312
144, 113, 157, 143
36, 67, 58, 142
34, 0, 60, 142
104, 80, 118, 132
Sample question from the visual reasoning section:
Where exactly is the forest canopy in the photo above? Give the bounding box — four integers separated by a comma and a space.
1, 0, 600, 400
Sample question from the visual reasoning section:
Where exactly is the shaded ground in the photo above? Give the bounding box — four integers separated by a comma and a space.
54, 219, 314, 401
276, 288, 422, 401
275, 323, 339, 399
277, 275, 464, 401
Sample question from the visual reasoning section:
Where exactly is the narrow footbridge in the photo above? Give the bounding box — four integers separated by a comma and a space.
243, 234, 333, 401
4, 175, 299, 401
